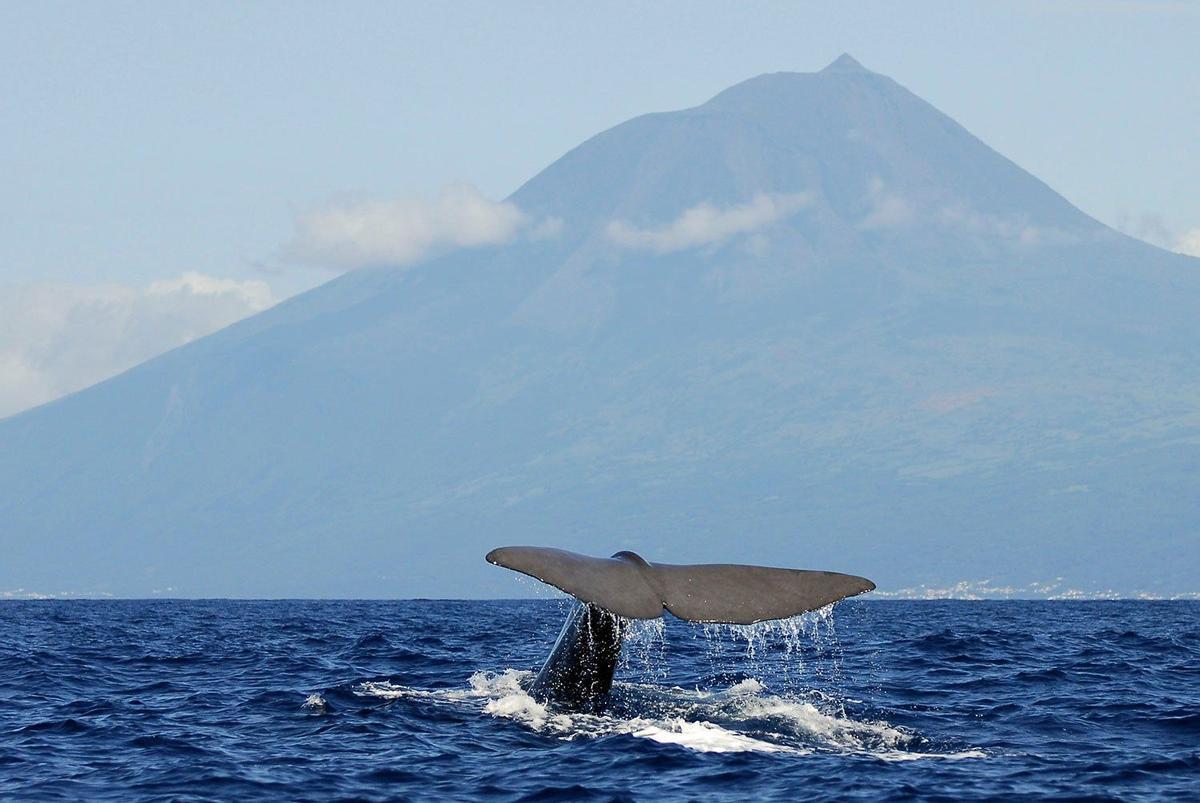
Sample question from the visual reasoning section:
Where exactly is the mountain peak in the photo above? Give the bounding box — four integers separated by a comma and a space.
821, 53, 868, 73
518, 52, 1094, 237
5, 51, 1194, 601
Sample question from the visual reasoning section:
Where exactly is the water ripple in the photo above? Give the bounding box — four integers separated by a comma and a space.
0, 599, 1196, 800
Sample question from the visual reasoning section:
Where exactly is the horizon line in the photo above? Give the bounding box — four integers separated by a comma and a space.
3, 595, 1198, 603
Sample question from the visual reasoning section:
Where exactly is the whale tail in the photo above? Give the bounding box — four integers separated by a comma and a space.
486, 546, 875, 625
487, 546, 875, 712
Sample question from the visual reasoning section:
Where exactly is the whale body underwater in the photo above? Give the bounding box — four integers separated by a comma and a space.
486, 547, 876, 713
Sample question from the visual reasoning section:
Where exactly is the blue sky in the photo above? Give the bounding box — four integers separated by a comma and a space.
1, 1, 1197, 416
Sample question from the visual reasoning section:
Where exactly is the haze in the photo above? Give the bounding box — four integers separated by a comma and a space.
1, 3, 1198, 600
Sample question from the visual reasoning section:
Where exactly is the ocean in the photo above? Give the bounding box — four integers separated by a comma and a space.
1, 599, 1197, 800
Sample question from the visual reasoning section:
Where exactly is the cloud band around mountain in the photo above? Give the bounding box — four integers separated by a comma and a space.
1174, 228, 1200, 257
606, 192, 813, 253
0, 273, 274, 419
287, 184, 532, 270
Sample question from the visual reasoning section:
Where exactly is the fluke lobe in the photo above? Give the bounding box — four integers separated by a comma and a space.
486, 546, 875, 713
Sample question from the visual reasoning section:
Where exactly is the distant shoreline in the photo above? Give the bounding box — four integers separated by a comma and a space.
3, 596, 1198, 603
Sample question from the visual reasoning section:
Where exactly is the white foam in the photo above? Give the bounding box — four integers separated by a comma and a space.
726, 678, 766, 695
483, 691, 552, 727
462, 677, 795, 754
468, 669, 529, 698
873, 748, 989, 762
734, 695, 908, 749
355, 680, 423, 700
477, 678, 576, 732
349, 673, 984, 761
632, 719, 800, 753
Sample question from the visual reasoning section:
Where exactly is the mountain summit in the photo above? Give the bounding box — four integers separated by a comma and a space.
821, 52, 869, 72
2, 60, 1197, 598
514, 53, 1098, 264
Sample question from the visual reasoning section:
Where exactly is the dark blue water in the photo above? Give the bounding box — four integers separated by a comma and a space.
1, 600, 1197, 801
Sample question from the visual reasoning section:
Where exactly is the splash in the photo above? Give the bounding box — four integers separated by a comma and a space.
696, 605, 844, 695
701, 604, 838, 661
619, 617, 668, 684
631, 719, 799, 754
345, 606, 981, 760
351, 672, 983, 760
301, 693, 327, 715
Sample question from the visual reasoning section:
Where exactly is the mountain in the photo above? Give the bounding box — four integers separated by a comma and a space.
3, 55, 1197, 598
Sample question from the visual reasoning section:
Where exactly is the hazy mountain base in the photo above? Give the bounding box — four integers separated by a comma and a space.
1, 57, 1197, 598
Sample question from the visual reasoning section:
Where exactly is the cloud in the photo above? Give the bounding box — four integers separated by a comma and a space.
870, 182, 1079, 246
1113, 210, 1175, 248
528, 216, 565, 241
1111, 213, 1200, 257
0, 273, 274, 419
606, 192, 812, 253
936, 202, 1083, 247
857, 177, 914, 231
1173, 228, 1200, 257
287, 184, 530, 270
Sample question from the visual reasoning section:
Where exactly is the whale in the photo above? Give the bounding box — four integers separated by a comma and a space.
486, 546, 875, 713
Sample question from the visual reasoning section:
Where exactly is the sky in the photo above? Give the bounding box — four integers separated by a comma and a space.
1, 1, 1197, 417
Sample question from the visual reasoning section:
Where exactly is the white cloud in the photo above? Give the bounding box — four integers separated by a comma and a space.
937, 202, 1084, 247
528, 216, 565, 241
857, 176, 914, 231
287, 184, 530, 270
1113, 210, 1174, 248
606, 192, 812, 253
1173, 228, 1200, 257
0, 272, 274, 419
1112, 213, 1200, 257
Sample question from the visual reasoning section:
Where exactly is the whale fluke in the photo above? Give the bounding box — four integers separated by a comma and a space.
486, 546, 875, 625
651, 560, 876, 624
486, 547, 663, 619
488, 546, 875, 711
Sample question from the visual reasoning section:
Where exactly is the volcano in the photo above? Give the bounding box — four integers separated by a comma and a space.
3, 55, 1197, 598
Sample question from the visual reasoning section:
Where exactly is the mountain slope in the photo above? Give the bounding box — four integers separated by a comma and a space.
2, 56, 1197, 598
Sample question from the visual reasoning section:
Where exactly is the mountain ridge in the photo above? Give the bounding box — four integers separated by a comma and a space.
2, 56, 1197, 598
